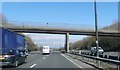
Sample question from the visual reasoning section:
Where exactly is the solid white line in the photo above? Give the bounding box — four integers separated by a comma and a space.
30, 64, 37, 68
61, 54, 82, 68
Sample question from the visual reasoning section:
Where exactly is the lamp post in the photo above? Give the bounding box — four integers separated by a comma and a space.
94, 0, 99, 57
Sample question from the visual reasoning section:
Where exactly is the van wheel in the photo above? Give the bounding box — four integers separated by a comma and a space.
13, 60, 19, 67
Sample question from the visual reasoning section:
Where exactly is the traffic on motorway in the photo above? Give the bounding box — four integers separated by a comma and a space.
0, 27, 119, 70
0, 28, 98, 69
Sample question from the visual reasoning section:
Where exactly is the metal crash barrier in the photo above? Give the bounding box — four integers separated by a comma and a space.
69, 53, 120, 70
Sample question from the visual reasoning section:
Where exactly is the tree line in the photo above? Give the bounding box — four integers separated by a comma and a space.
70, 36, 120, 52
25, 36, 39, 52
70, 22, 120, 52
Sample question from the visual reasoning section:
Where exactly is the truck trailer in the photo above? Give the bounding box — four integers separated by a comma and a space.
0, 27, 27, 67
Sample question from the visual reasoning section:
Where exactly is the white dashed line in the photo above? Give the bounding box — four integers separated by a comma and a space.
30, 64, 37, 68
61, 54, 82, 68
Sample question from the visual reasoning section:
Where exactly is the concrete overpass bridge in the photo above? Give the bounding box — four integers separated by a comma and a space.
7, 27, 120, 37
1, 21, 120, 52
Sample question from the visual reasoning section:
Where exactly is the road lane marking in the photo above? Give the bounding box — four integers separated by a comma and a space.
61, 54, 82, 68
30, 64, 37, 68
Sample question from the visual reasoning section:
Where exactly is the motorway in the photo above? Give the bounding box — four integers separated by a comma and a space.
2, 51, 99, 70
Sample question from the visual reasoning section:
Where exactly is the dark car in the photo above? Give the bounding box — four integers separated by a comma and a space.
0, 49, 27, 67
61, 50, 66, 53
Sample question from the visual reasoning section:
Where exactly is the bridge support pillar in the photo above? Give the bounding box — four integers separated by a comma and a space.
65, 33, 69, 53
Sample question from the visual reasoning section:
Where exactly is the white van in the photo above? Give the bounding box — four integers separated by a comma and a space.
91, 47, 104, 55
42, 46, 50, 55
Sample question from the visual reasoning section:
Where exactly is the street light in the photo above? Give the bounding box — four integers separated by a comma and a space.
94, 0, 99, 57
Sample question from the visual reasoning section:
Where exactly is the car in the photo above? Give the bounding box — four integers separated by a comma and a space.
60, 50, 66, 53
91, 47, 104, 55
0, 49, 27, 67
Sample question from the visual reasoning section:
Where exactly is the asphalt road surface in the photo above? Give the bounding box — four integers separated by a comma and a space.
17, 51, 79, 68
2, 51, 98, 70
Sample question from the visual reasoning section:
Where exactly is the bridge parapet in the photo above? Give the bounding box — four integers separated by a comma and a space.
1, 21, 119, 36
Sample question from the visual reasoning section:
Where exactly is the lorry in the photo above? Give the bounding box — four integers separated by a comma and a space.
0, 27, 27, 67
42, 46, 50, 55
